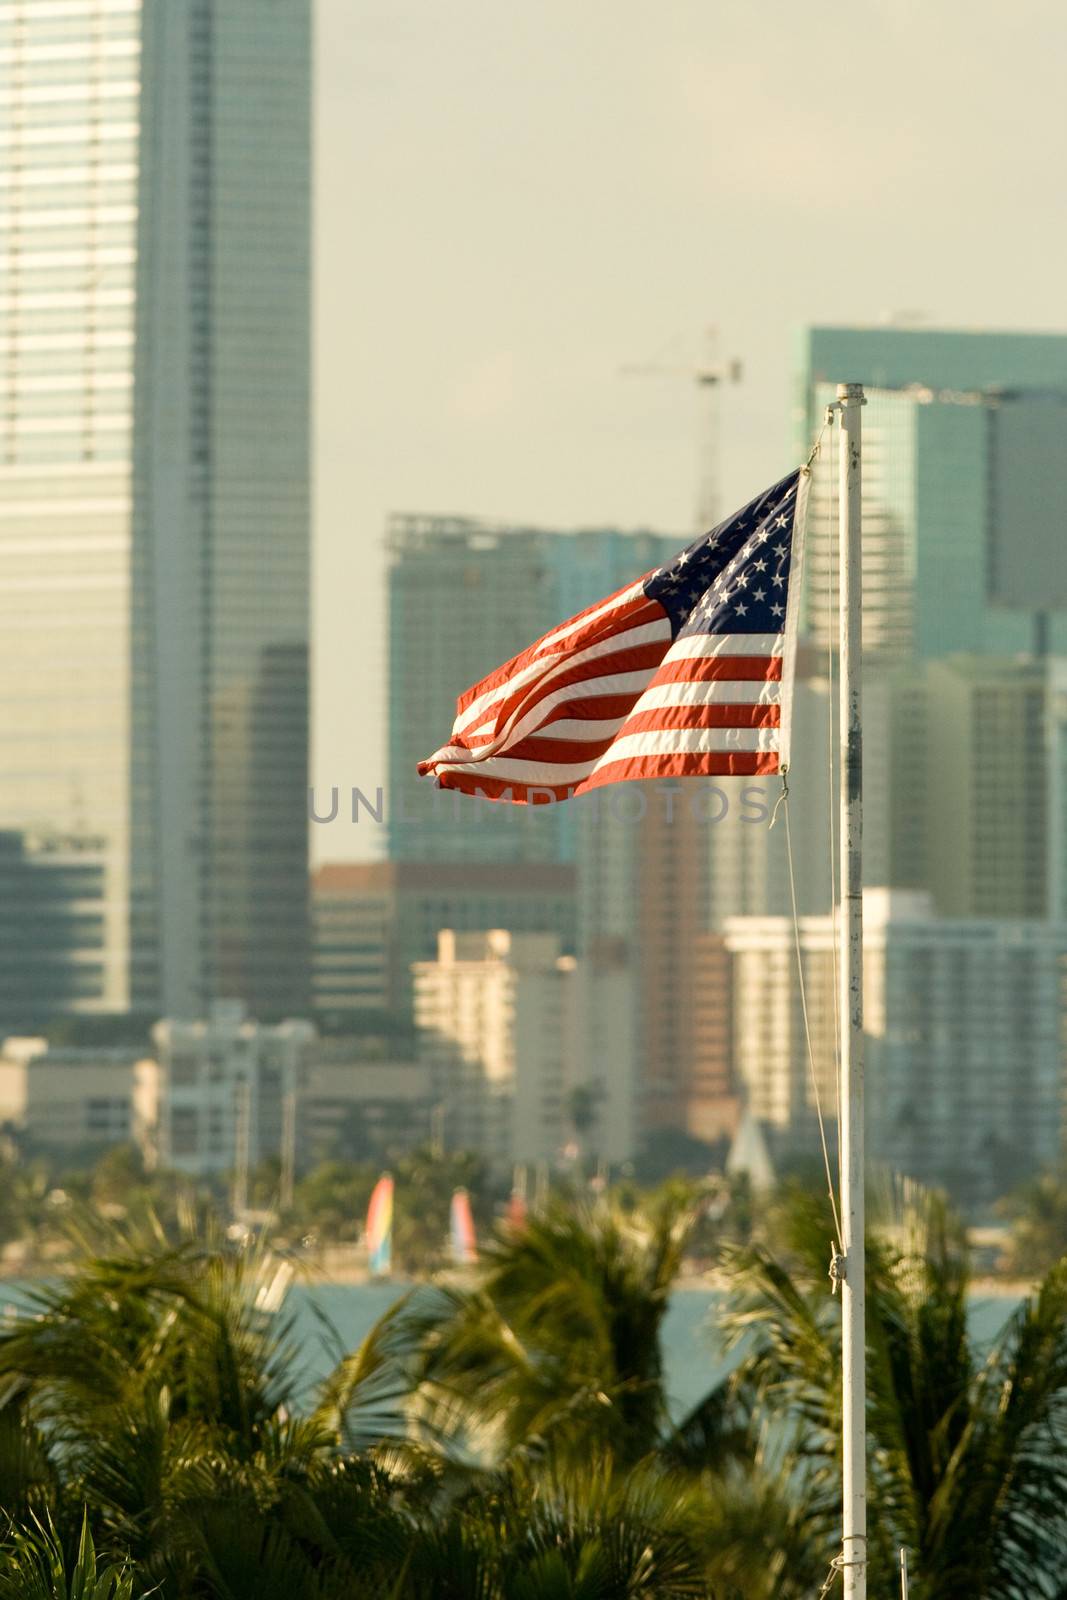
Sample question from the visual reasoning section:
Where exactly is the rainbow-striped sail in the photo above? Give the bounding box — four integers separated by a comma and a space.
366, 1173, 394, 1277
450, 1187, 477, 1267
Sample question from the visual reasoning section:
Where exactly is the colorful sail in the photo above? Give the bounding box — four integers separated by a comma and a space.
366, 1173, 393, 1277
450, 1187, 477, 1266
506, 1188, 527, 1230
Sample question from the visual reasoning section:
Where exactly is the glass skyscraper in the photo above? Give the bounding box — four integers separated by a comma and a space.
794, 326, 1067, 663
0, 0, 311, 1024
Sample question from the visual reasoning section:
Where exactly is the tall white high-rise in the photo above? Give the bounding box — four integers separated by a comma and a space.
0, 0, 311, 1023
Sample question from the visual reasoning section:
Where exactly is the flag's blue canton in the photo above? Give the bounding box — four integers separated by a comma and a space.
643, 469, 801, 639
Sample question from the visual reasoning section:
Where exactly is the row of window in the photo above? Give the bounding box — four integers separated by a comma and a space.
1, 438, 126, 463
0, 100, 139, 134
1, 67, 137, 100
2, 235, 134, 260
1, 267, 134, 294
0, 26, 138, 54
0, 5, 140, 34
0, 160, 137, 188
1, 41, 138, 71
4, 197, 135, 222
0, 126, 138, 154
8, 341, 134, 368
0, 144, 137, 175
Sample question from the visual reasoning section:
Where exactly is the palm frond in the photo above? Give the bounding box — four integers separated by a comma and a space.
0, 1510, 150, 1600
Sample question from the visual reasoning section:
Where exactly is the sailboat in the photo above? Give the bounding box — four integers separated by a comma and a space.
449, 1186, 478, 1267
365, 1172, 394, 1278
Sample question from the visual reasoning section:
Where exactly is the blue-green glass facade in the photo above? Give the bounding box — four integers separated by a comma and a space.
795, 327, 1067, 663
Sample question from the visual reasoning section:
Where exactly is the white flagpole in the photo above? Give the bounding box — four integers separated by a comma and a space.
837, 381, 867, 1597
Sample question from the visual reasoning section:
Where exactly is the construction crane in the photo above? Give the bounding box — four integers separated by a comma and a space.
620, 327, 742, 533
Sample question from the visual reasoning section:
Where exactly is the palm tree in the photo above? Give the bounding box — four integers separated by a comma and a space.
724, 1185, 1067, 1598
0, 1222, 324, 1580
0, 1513, 147, 1600
318, 1186, 827, 1596
323, 1190, 721, 1470
12, 1184, 1067, 1597
0, 1219, 733, 1598
392, 1448, 716, 1599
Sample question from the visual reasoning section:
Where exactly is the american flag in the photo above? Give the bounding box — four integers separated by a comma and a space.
417, 468, 809, 803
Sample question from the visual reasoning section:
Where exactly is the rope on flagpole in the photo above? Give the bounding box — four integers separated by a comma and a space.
822, 407, 844, 1135
771, 417, 844, 1257
806, 413, 831, 471
778, 775, 843, 1255
817, 1554, 844, 1598
817, 1550, 868, 1599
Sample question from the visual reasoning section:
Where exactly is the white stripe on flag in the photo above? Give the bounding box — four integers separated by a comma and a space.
631, 679, 781, 711
662, 631, 784, 662
453, 614, 671, 736
442, 725, 780, 788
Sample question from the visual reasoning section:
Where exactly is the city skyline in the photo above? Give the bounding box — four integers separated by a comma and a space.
2, 0, 1067, 1209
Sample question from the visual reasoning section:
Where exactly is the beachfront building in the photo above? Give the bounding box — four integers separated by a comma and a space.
153, 1003, 313, 1177
724, 890, 1067, 1209
0, 1036, 158, 1158
413, 930, 635, 1170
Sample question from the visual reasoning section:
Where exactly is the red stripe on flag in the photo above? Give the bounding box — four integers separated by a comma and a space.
433, 773, 579, 803
581, 750, 780, 788
471, 640, 667, 740
651, 654, 783, 685
458, 691, 655, 750
454, 590, 662, 717
619, 702, 780, 735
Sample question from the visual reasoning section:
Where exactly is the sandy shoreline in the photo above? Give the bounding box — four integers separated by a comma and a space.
0, 1251, 1036, 1300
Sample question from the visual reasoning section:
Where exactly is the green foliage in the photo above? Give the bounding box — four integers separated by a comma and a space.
2, 1181, 1067, 1596
290, 1160, 375, 1243
392, 1450, 713, 1599
566, 1084, 604, 1141
633, 1129, 727, 1185
317, 1183, 767, 1538
0, 1513, 146, 1600
390, 1146, 491, 1274
999, 1169, 1067, 1275
724, 1184, 1067, 1599
0, 1146, 208, 1266
290, 1146, 491, 1270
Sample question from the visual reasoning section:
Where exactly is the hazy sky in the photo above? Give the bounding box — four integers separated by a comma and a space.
312, 0, 1067, 859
